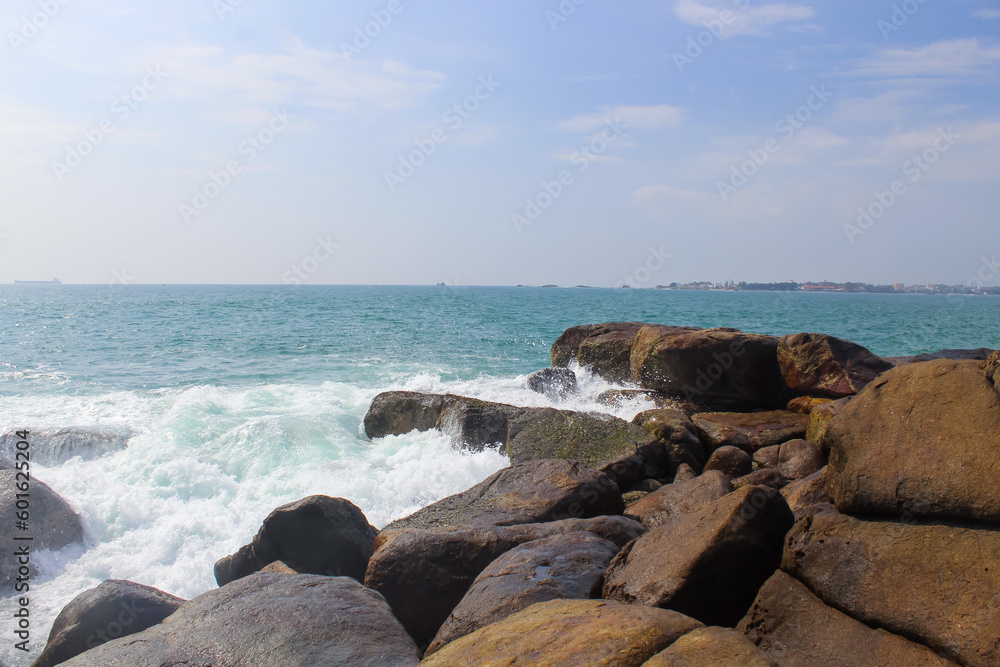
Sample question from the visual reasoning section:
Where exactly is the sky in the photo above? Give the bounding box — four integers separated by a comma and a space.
0, 0, 998, 287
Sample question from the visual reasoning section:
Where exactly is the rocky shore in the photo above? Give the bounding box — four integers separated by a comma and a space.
10, 323, 999, 666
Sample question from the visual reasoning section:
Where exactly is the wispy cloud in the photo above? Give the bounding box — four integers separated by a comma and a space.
674, 0, 815, 37
556, 105, 684, 132
851, 38, 1000, 80
973, 8, 1000, 19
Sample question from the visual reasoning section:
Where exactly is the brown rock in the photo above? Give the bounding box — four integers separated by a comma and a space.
673, 464, 697, 483
626, 471, 734, 529
692, 411, 808, 454
365, 516, 645, 648
778, 333, 893, 398
983, 349, 999, 387
890, 348, 996, 365
739, 570, 955, 667
421, 599, 703, 667
753, 445, 779, 469
644, 626, 777, 666
604, 485, 794, 627
776, 439, 824, 480
732, 469, 786, 491
363, 391, 446, 439
526, 367, 577, 399
703, 446, 752, 479
383, 459, 623, 532
782, 510, 1000, 666
826, 359, 1000, 523
260, 561, 297, 574
803, 397, 849, 451
785, 396, 833, 414
779, 468, 830, 518
599, 389, 671, 410
630, 326, 789, 408
632, 408, 708, 477
551, 322, 653, 383
426, 532, 621, 654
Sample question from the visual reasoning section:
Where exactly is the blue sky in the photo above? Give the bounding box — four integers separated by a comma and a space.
1, 0, 998, 286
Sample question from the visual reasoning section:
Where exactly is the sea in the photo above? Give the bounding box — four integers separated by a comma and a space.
0, 284, 997, 665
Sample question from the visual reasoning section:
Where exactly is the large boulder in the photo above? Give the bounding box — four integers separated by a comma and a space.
214, 495, 377, 586
826, 359, 1000, 523
59, 573, 420, 667
506, 408, 666, 486
783, 510, 1000, 666
0, 470, 84, 588
426, 531, 620, 654
776, 439, 824, 481
632, 408, 708, 475
778, 467, 830, 519
604, 485, 794, 627
777, 333, 893, 398
630, 326, 789, 408
421, 599, 703, 667
382, 459, 623, 532
692, 411, 808, 454
626, 471, 734, 529
803, 397, 849, 451
365, 515, 645, 648
739, 570, 954, 667
644, 626, 777, 666
364, 392, 519, 450
526, 367, 577, 399
703, 446, 752, 479
551, 322, 654, 383
33, 580, 185, 667
888, 347, 996, 365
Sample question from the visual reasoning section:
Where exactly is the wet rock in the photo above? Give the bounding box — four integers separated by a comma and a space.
739, 570, 954, 667
776, 439, 824, 481
60, 573, 420, 667
365, 515, 645, 648
426, 532, 620, 654
526, 367, 577, 399
703, 446, 752, 479
0, 427, 131, 466
626, 471, 733, 529
826, 359, 1000, 523
777, 333, 893, 398
784, 396, 833, 414
552, 322, 655, 383
507, 408, 666, 486
214, 495, 377, 587
630, 326, 789, 408
604, 485, 794, 627
33, 580, 185, 667
598, 389, 672, 410
0, 470, 83, 589
783, 510, 1000, 666
633, 408, 708, 476
644, 626, 778, 666
363, 391, 447, 439
364, 391, 519, 450
382, 459, 623, 532
421, 599, 703, 667
692, 411, 808, 454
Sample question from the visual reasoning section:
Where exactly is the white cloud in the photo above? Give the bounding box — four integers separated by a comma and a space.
973, 8, 1000, 19
852, 39, 1000, 80
632, 184, 715, 204
674, 0, 815, 38
556, 105, 684, 133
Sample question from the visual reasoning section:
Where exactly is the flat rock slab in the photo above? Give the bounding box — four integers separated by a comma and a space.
421, 599, 703, 667
826, 359, 1000, 523
366, 516, 645, 648
383, 459, 623, 532
739, 570, 954, 667
506, 408, 665, 486
782, 510, 1000, 666
626, 470, 734, 529
644, 626, 777, 666
214, 495, 377, 586
426, 531, 620, 654
34, 580, 185, 667
60, 573, 421, 667
777, 333, 892, 398
604, 485, 794, 627
692, 411, 808, 454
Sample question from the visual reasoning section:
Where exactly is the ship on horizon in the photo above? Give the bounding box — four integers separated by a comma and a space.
14, 278, 61, 285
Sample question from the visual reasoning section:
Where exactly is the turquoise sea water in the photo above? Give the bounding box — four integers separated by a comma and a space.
0, 285, 997, 665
